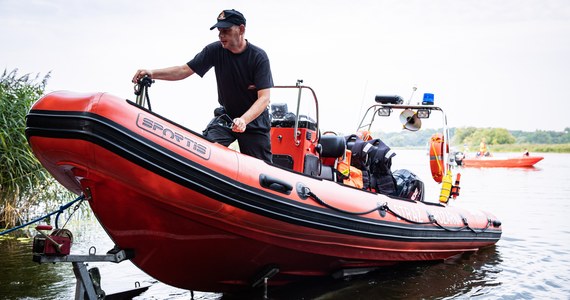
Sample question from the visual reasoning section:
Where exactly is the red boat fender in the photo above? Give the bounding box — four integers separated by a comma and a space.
429, 133, 448, 183
450, 173, 461, 199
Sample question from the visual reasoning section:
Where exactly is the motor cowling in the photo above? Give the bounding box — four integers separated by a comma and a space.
393, 169, 424, 202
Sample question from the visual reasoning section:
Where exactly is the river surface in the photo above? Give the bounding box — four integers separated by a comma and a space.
1, 151, 569, 299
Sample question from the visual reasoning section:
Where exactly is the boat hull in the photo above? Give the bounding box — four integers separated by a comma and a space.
463, 156, 543, 168
26, 91, 502, 292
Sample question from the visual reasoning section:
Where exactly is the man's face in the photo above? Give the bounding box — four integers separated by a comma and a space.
218, 25, 242, 50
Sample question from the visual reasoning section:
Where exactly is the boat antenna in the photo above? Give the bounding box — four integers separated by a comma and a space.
134, 75, 155, 111
293, 79, 304, 146
357, 80, 368, 129
406, 85, 417, 105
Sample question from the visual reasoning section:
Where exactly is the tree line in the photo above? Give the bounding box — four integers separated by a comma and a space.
375, 127, 570, 150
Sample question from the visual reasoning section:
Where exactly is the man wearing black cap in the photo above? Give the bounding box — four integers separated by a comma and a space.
132, 9, 273, 163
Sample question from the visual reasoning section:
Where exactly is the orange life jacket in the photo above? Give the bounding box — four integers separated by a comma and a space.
336, 149, 364, 189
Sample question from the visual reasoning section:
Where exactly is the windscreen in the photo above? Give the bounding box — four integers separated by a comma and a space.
270, 86, 318, 130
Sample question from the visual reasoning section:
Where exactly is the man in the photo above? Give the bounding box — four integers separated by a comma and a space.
132, 9, 273, 163
479, 138, 489, 157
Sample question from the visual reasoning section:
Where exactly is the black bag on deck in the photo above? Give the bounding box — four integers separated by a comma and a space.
347, 136, 396, 194
366, 139, 397, 195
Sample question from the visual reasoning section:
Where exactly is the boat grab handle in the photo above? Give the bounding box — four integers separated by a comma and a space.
259, 174, 292, 195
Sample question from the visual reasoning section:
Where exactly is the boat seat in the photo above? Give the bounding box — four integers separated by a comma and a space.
319, 135, 346, 161
317, 135, 346, 181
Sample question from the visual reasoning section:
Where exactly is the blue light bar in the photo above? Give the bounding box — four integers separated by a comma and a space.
422, 93, 434, 105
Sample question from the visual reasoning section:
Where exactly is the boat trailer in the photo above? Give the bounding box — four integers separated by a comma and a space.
31, 223, 283, 299
32, 224, 149, 300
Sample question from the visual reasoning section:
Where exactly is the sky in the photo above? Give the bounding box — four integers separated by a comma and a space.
1, 0, 569, 134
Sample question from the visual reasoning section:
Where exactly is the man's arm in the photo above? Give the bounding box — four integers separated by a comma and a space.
132, 64, 194, 83
232, 88, 271, 133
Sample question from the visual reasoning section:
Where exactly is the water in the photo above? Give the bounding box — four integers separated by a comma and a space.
1, 151, 569, 299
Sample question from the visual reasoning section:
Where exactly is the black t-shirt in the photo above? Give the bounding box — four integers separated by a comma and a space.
187, 41, 274, 131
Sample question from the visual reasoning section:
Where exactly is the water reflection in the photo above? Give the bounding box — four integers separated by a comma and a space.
252, 246, 503, 300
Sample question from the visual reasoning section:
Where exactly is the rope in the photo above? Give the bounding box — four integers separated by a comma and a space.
306, 190, 493, 233
0, 194, 85, 236
308, 191, 379, 216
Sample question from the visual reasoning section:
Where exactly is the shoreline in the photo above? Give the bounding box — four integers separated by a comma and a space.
394, 144, 570, 153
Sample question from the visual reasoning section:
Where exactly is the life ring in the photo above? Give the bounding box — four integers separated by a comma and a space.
429, 133, 448, 183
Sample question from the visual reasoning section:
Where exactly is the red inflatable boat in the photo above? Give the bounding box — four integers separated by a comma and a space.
462, 155, 544, 168
26, 82, 502, 292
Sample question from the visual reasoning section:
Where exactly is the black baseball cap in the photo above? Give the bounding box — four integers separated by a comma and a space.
210, 9, 246, 30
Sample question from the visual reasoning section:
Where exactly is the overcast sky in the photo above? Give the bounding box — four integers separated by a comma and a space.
2, 0, 569, 134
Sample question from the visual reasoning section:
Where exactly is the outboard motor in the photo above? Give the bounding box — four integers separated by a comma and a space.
393, 169, 424, 201
454, 151, 465, 166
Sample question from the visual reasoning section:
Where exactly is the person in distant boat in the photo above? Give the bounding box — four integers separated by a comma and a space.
478, 138, 490, 157
132, 9, 273, 163
523, 149, 530, 156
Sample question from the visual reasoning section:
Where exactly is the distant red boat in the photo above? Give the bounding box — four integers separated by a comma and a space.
26, 82, 502, 293
462, 155, 543, 168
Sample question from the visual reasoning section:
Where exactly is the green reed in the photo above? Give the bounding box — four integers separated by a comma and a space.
0, 69, 73, 230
